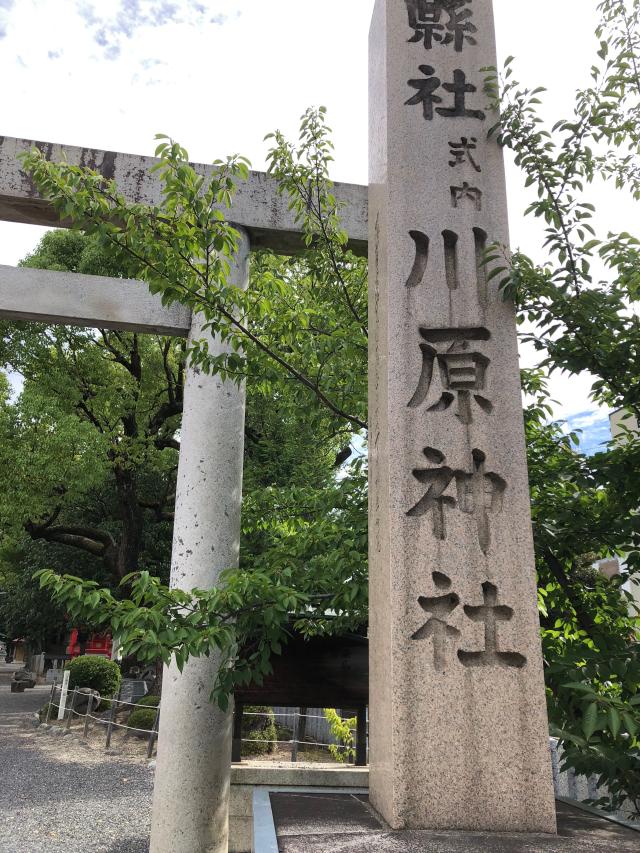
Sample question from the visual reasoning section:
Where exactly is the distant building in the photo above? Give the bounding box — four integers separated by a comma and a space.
601, 410, 640, 613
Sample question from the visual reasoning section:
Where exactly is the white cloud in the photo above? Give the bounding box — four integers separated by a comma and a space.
75, 0, 238, 60
0, 0, 14, 40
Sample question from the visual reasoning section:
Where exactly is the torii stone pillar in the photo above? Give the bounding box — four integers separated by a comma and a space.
150, 229, 250, 853
368, 0, 556, 833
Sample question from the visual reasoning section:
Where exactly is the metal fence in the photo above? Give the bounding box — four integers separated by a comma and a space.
271, 707, 334, 744
43, 682, 367, 764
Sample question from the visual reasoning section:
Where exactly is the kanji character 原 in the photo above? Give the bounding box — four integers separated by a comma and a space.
408, 327, 493, 425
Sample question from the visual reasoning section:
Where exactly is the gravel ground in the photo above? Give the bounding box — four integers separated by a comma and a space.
0, 678, 152, 853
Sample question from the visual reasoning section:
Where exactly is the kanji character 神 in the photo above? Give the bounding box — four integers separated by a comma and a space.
406, 67, 486, 121
408, 327, 493, 425
405, 0, 478, 52
407, 447, 505, 553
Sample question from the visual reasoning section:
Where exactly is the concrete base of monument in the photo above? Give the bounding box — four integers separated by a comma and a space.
255, 790, 639, 853
229, 762, 369, 853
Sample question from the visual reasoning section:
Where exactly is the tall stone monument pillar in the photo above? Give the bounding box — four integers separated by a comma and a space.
150, 229, 250, 853
368, 0, 556, 833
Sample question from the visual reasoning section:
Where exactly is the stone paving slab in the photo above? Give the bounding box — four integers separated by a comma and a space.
270, 793, 639, 853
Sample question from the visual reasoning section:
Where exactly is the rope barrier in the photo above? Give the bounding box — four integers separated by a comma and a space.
44, 685, 362, 749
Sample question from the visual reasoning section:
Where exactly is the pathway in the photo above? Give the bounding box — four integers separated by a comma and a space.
0, 677, 152, 853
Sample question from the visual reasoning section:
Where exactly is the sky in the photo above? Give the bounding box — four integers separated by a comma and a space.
0, 0, 633, 453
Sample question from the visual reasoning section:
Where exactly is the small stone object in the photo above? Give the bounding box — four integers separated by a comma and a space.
73, 687, 100, 714
11, 669, 35, 691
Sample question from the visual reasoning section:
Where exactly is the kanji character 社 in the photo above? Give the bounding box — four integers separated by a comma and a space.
406, 67, 486, 121
457, 582, 527, 669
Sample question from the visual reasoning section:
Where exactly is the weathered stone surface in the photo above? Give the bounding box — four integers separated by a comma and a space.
0, 265, 191, 336
368, 0, 556, 833
12, 669, 36, 685
0, 135, 368, 256
149, 230, 250, 853
72, 688, 100, 714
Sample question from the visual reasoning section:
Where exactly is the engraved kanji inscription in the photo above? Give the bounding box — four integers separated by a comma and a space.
406, 447, 455, 540
408, 327, 493, 424
458, 582, 527, 668
406, 66, 486, 121
457, 450, 506, 553
405, 1, 477, 52
406, 230, 430, 287
449, 136, 481, 171
412, 577, 527, 670
451, 182, 482, 210
411, 571, 460, 671
407, 447, 506, 553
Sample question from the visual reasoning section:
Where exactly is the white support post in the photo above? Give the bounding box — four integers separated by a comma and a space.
150, 229, 250, 853
57, 670, 70, 721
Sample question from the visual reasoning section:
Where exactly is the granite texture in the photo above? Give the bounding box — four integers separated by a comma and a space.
0, 136, 367, 255
0, 264, 191, 336
149, 231, 250, 853
271, 795, 638, 852
368, 0, 556, 833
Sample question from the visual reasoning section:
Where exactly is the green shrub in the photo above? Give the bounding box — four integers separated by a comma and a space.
242, 705, 276, 757
127, 707, 158, 731
39, 703, 54, 721
324, 709, 356, 763
136, 694, 160, 708
66, 655, 121, 698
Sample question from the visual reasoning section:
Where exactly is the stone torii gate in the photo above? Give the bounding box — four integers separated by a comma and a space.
0, 1, 556, 849
0, 134, 367, 853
